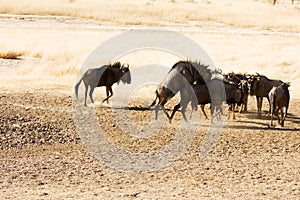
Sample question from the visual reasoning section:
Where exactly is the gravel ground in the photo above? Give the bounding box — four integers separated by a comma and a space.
0, 90, 299, 199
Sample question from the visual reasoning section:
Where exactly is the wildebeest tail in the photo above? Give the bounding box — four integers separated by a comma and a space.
74, 76, 84, 99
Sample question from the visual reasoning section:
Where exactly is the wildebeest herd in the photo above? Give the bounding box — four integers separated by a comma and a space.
75, 60, 290, 127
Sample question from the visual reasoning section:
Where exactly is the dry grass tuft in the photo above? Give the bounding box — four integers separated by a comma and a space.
0, 51, 25, 59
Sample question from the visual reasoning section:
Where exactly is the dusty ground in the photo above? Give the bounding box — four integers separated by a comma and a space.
0, 86, 299, 199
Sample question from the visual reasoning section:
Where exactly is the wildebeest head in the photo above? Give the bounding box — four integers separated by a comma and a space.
239, 80, 249, 94
119, 64, 131, 84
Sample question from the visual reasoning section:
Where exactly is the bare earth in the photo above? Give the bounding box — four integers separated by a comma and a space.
1, 85, 300, 199
1, 15, 300, 199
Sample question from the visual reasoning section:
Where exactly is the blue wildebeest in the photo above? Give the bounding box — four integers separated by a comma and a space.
238, 79, 249, 113
224, 80, 243, 120
225, 72, 250, 112
150, 60, 212, 121
249, 73, 283, 118
75, 62, 131, 106
268, 82, 290, 127
168, 78, 224, 123
168, 78, 243, 123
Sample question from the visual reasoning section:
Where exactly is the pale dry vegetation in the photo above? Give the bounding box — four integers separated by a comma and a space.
0, 0, 299, 31
0, 0, 299, 97
0, 50, 25, 59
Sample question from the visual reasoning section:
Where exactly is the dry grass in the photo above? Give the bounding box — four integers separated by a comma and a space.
0, 0, 299, 97
0, 0, 299, 31
0, 50, 25, 59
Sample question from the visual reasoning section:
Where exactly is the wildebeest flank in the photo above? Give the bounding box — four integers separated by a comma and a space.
75, 62, 131, 106
168, 78, 225, 123
269, 82, 290, 127
250, 74, 283, 118
169, 78, 243, 122
150, 60, 212, 121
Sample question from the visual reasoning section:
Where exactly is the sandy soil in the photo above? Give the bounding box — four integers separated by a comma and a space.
1, 87, 300, 199
1, 13, 300, 199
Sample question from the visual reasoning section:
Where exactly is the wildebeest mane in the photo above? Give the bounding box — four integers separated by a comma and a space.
170, 60, 211, 84
109, 62, 122, 68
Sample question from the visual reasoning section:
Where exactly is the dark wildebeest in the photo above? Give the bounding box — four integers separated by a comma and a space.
268, 83, 290, 127
168, 78, 239, 123
238, 79, 249, 113
224, 80, 243, 120
75, 62, 131, 106
150, 60, 212, 121
249, 73, 283, 118
225, 72, 249, 112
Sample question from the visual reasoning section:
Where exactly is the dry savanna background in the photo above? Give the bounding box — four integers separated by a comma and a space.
0, 0, 300, 199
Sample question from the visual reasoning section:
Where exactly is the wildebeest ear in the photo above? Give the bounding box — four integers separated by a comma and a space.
286, 82, 291, 87
256, 72, 260, 76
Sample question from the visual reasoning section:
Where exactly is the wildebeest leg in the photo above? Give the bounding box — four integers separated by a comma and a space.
227, 105, 231, 120
155, 105, 159, 120
169, 103, 181, 123
244, 97, 248, 112
256, 96, 262, 118
84, 81, 88, 106
102, 86, 113, 103
211, 104, 222, 122
214, 105, 223, 121
210, 104, 215, 122
276, 107, 280, 126
89, 87, 95, 104
227, 104, 235, 120
266, 96, 271, 116
270, 102, 274, 127
155, 104, 170, 120
201, 104, 208, 120
258, 97, 263, 118
161, 106, 170, 120
282, 106, 288, 127
180, 103, 188, 122
219, 105, 224, 120
233, 104, 236, 120
239, 104, 243, 113
280, 107, 284, 127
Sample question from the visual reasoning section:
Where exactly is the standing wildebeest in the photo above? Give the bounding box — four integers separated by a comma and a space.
224, 80, 243, 120
169, 77, 243, 123
238, 79, 249, 113
225, 72, 249, 112
150, 60, 212, 121
168, 78, 224, 123
75, 62, 131, 106
269, 83, 290, 127
249, 73, 283, 118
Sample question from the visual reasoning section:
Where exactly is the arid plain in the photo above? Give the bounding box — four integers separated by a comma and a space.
0, 0, 300, 199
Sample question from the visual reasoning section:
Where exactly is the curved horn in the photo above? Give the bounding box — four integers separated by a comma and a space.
256, 72, 260, 76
